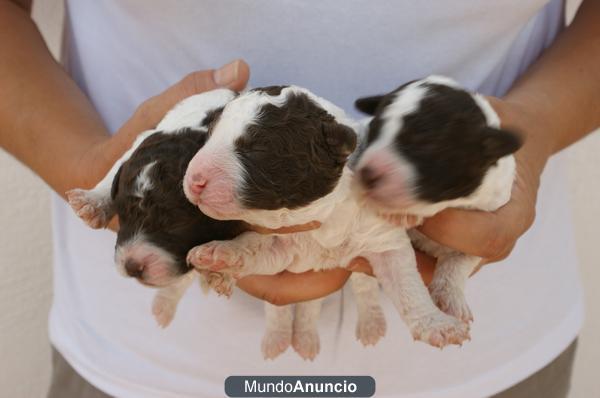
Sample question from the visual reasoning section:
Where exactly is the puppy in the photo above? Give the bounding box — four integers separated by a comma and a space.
184, 85, 471, 354
353, 76, 522, 323
66, 89, 247, 327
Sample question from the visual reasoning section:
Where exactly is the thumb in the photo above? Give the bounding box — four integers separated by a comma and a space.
129, 59, 250, 133
98, 60, 249, 185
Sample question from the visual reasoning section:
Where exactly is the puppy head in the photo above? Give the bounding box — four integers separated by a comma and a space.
354, 76, 522, 213
183, 86, 357, 227
110, 130, 245, 287
67, 129, 245, 286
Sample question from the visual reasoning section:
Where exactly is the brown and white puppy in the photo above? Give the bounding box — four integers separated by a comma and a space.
184, 86, 392, 360
67, 89, 246, 327
184, 86, 471, 356
353, 76, 522, 323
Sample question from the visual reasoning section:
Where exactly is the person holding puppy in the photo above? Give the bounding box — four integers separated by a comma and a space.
0, 0, 598, 397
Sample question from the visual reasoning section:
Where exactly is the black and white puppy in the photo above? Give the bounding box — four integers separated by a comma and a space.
66, 89, 247, 327
184, 85, 471, 356
353, 76, 522, 323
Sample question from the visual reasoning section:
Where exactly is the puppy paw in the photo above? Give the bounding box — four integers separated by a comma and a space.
429, 283, 473, 323
152, 294, 178, 328
410, 312, 470, 348
187, 242, 242, 275
356, 307, 387, 346
66, 189, 112, 229
207, 272, 235, 297
292, 329, 320, 361
197, 270, 235, 297
261, 329, 292, 360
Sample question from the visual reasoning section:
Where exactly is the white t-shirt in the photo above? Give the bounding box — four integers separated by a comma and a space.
50, 1, 583, 397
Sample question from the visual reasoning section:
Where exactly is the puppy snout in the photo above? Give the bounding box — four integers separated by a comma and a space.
359, 166, 383, 189
124, 258, 144, 278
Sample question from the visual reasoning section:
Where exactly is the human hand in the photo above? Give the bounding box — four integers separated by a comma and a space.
237, 252, 436, 306
76, 60, 250, 231
416, 96, 552, 272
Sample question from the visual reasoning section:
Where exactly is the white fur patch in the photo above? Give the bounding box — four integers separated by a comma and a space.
133, 161, 157, 198
157, 88, 237, 131
472, 93, 501, 128
114, 232, 180, 287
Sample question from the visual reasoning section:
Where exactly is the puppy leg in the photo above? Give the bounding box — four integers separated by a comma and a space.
367, 248, 470, 348
187, 233, 301, 296
350, 273, 386, 346
261, 303, 293, 360
188, 232, 299, 275
292, 299, 323, 361
151, 271, 195, 328
428, 254, 479, 323
66, 130, 156, 228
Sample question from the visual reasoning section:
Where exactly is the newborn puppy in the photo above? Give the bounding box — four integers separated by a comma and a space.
184, 85, 470, 355
187, 86, 390, 359
353, 76, 522, 323
67, 89, 246, 326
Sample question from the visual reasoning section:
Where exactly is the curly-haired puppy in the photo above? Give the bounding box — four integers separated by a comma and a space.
66, 89, 246, 327
353, 76, 522, 324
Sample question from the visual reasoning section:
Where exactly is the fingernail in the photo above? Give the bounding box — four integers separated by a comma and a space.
213, 60, 240, 87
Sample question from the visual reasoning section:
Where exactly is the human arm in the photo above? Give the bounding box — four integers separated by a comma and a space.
0, 0, 249, 197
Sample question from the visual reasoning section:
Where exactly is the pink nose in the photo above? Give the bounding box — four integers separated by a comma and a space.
124, 258, 144, 278
188, 173, 207, 196
359, 166, 384, 189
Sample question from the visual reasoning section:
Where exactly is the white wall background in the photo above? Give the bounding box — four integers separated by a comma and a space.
0, 1, 597, 397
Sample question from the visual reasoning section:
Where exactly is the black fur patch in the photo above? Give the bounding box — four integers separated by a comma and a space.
112, 128, 246, 274
250, 85, 289, 96
358, 82, 522, 203
355, 80, 418, 145
200, 107, 224, 131
234, 92, 356, 210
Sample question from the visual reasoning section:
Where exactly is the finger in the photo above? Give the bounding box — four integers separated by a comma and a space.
100, 60, 250, 176
128, 59, 250, 134
346, 257, 373, 275
418, 207, 498, 255
236, 268, 351, 306
418, 206, 513, 259
347, 250, 436, 284
248, 220, 322, 235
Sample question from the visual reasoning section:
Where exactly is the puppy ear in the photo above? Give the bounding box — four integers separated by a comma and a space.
482, 127, 523, 160
323, 121, 357, 161
354, 95, 384, 115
